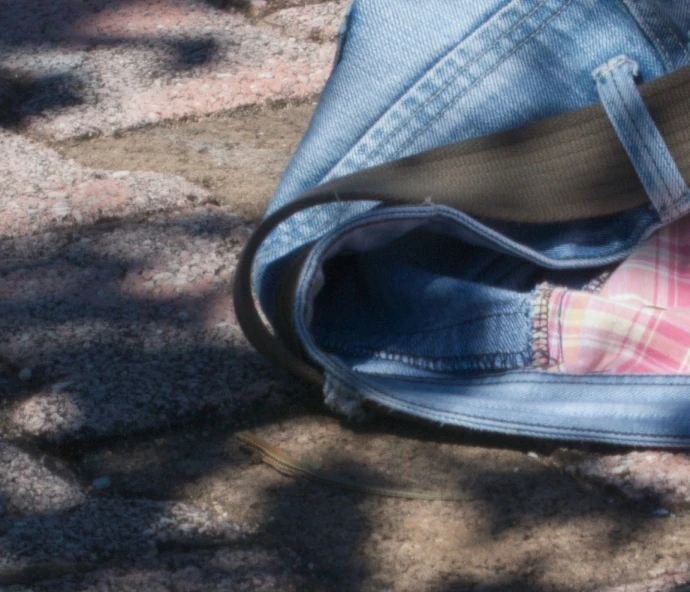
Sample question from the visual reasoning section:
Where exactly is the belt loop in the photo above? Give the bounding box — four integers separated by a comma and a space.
593, 55, 690, 224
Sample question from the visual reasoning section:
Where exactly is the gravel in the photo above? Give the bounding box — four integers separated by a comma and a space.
0, 128, 209, 239
0, 545, 317, 591
0, 0, 346, 141
549, 448, 690, 510
0, 498, 248, 573
0, 205, 299, 442
0, 441, 86, 516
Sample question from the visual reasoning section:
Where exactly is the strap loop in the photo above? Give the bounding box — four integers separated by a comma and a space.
594, 55, 690, 223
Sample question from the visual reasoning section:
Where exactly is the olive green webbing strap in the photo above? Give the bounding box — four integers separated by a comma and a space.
233, 64, 690, 385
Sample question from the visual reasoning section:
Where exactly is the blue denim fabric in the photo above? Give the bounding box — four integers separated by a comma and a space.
252, 0, 690, 445
255, 0, 690, 314
293, 204, 659, 379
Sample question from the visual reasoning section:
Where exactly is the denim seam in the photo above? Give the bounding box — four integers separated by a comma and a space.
365, 372, 690, 387
356, 389, 690, 439
363, 383, 683, 427
330, 368, 688, 424
304, 0, 556, 238
320, 0, 565, 185
608, 67, 690, 221
299, 207, 654, 318
620, 0, 690, 70
295, 208, 661, 379
314, 309, 526, 338
591, 55, 635, 80
390, 0, 574, 161
319, 340, 531, 374
361, 0, 549, 167
622, 0, 673, 69
661, 189, 690, 221
322, 360, 690, 429
606, 60, 676, 217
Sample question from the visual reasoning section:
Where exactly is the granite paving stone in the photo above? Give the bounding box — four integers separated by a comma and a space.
0, 441, 86, 516
0, 545, 318, 591
548, 448, 690, 510
0, 0, 346, 141
0, 206, 303, 442
0, 128, 209, 239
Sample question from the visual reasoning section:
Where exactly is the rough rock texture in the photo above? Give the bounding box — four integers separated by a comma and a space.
0, 128, 209, 238
597, 564, 690, 592
0, 204, 307, 442
0, 546, 315, 591
549, 448, 690, 511
0, 0, 346, 141
263, 2, 348, 42
0, 441, 86, 515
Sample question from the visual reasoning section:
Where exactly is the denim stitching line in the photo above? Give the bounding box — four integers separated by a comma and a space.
390, 0, 574, 161
315, 310, 526, 338
659, 16, 690, 60
608, 64, 676, 215
371, 371, 690, 387
301, 210, 432, 295
632, 0, 690, 65
369, 384, 678, 425
361, 0, 549, 167
296, 207, 658, 351
320, 340, 530, 373
314, 192, 653, 278
592, 55, 635, 80
339, 366, 689, 426
332, 361, 690, 431
359, 391, 690, 440
321, 0, 549, 181
299, 206, 650, 315
658, 187, 690, 220
669, 188, 690, 219
621, 0, 674, 70
327, 342, 530, 365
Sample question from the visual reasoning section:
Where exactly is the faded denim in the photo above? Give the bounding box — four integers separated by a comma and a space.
252, 0, 690, 445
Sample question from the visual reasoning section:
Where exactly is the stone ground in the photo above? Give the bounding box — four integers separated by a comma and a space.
2, 0, 690, 590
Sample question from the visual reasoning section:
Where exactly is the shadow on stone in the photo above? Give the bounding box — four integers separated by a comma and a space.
166, 37, 220, 71
0, 69, 86, 128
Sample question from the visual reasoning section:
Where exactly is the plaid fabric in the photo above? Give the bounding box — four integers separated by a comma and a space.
536, 216, 690, 374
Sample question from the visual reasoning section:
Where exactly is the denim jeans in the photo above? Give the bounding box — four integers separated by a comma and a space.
253, 0, 690, 446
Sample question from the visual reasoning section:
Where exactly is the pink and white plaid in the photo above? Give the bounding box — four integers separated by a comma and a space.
536, 215, 690, 374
